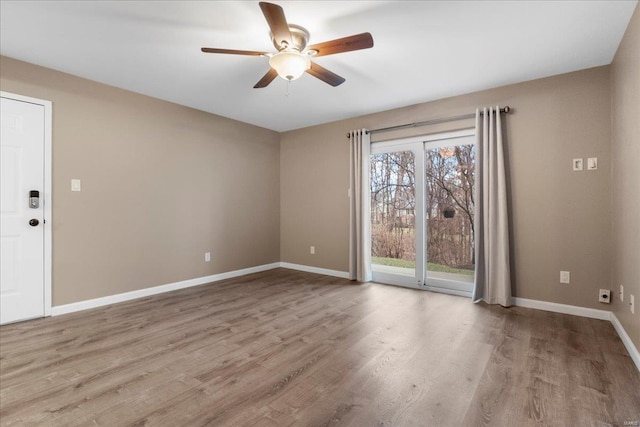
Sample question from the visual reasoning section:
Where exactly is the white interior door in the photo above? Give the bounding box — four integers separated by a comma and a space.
1, 96, 48, 324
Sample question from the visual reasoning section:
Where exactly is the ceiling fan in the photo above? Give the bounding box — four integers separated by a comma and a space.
201, 2, 374, 88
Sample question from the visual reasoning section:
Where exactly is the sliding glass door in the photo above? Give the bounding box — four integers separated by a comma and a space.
370, 130, 475, 296
370, 142, 424, 289
423, 133, 475, 295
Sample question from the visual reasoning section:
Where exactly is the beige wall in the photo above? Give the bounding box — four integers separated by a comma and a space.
0, 56, 281, 306
611, 4, 640, 350
1, 25, 634, 345
281, 66, 613, 310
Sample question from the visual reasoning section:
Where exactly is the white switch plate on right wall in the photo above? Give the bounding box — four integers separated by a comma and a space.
572, 158, 583, 171
631, 294, 635, 314
587, 157, 598, 170
71, 179, 81, 192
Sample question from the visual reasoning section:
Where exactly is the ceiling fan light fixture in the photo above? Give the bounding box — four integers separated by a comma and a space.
201, 3, 374, 88
269, 51, 311, 81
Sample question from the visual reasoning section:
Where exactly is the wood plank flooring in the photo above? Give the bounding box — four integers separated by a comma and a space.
1, 268, 639, 426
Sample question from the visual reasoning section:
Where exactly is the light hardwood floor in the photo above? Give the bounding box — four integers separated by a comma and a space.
1, 268, 639, 426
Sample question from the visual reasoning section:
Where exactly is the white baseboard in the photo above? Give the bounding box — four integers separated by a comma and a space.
279, 262, 350, 279
610, 313, 640, 372
51, 262, 280, 316
51, 262, 346, 317
513, 297, 611, 320
514, 297, 639, 372
49, 262, 639, 373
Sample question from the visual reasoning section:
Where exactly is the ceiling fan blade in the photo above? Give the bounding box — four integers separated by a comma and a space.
254, 68, 278, 89
201, 47, 268, 56
306, 32, 374, 57
306, 62, 346, 87
259, 2, 292, 48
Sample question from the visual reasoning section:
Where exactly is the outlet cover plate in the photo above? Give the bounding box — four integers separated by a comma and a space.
560, 271, 570, 284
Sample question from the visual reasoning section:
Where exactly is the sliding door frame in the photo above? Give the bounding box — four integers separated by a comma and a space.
370, 128, 476, 297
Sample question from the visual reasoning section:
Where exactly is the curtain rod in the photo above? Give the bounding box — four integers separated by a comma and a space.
347, 106, 511, 138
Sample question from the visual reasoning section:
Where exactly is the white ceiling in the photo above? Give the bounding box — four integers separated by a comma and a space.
0, 1, 636, 132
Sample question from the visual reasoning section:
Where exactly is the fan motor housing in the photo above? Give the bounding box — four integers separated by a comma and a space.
272, 24, 310, 52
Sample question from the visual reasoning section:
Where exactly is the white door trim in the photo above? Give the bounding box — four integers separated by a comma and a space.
1, 91, 52, 317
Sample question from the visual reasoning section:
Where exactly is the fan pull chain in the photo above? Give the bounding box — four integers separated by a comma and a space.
286, 80, 291, 97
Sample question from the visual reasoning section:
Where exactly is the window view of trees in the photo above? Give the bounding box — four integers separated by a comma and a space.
425, 144, 475, 276
370, 144, 475, 279
370, 151, 416, 274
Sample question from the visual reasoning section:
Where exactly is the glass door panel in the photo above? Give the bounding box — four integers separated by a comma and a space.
370, 143, 423, 288
424, 138, 475, 294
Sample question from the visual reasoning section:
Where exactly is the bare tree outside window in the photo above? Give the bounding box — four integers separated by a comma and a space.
370, 151, 416, 274
370, 144, 475, 279
425, 144, 475, 276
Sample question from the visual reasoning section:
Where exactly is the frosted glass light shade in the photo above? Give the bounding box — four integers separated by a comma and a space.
269, 52, 311, 81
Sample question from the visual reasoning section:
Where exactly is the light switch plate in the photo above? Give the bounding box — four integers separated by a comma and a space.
587, 157, 598, 170
572, 159, 583, 171
71, 179, 81, 192
560, 271, 570, 284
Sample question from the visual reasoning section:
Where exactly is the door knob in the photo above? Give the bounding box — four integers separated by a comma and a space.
29, 219, 39, 227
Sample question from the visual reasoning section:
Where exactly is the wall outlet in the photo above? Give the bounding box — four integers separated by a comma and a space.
205, 252, 211, 262
631, 294, 635, 314
310, 246, 315, 255
560, 271, 570, 284
572, 158, 583, 171
598, 289, 611, 304
620, 284, 624, 302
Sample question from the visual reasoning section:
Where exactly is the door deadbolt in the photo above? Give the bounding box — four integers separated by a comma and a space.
29, 190, 40, 209
29, 218, 39, 227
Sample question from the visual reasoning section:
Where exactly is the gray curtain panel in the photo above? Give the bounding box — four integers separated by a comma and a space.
473, 107, 512, 306
349, 129, 372, 282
